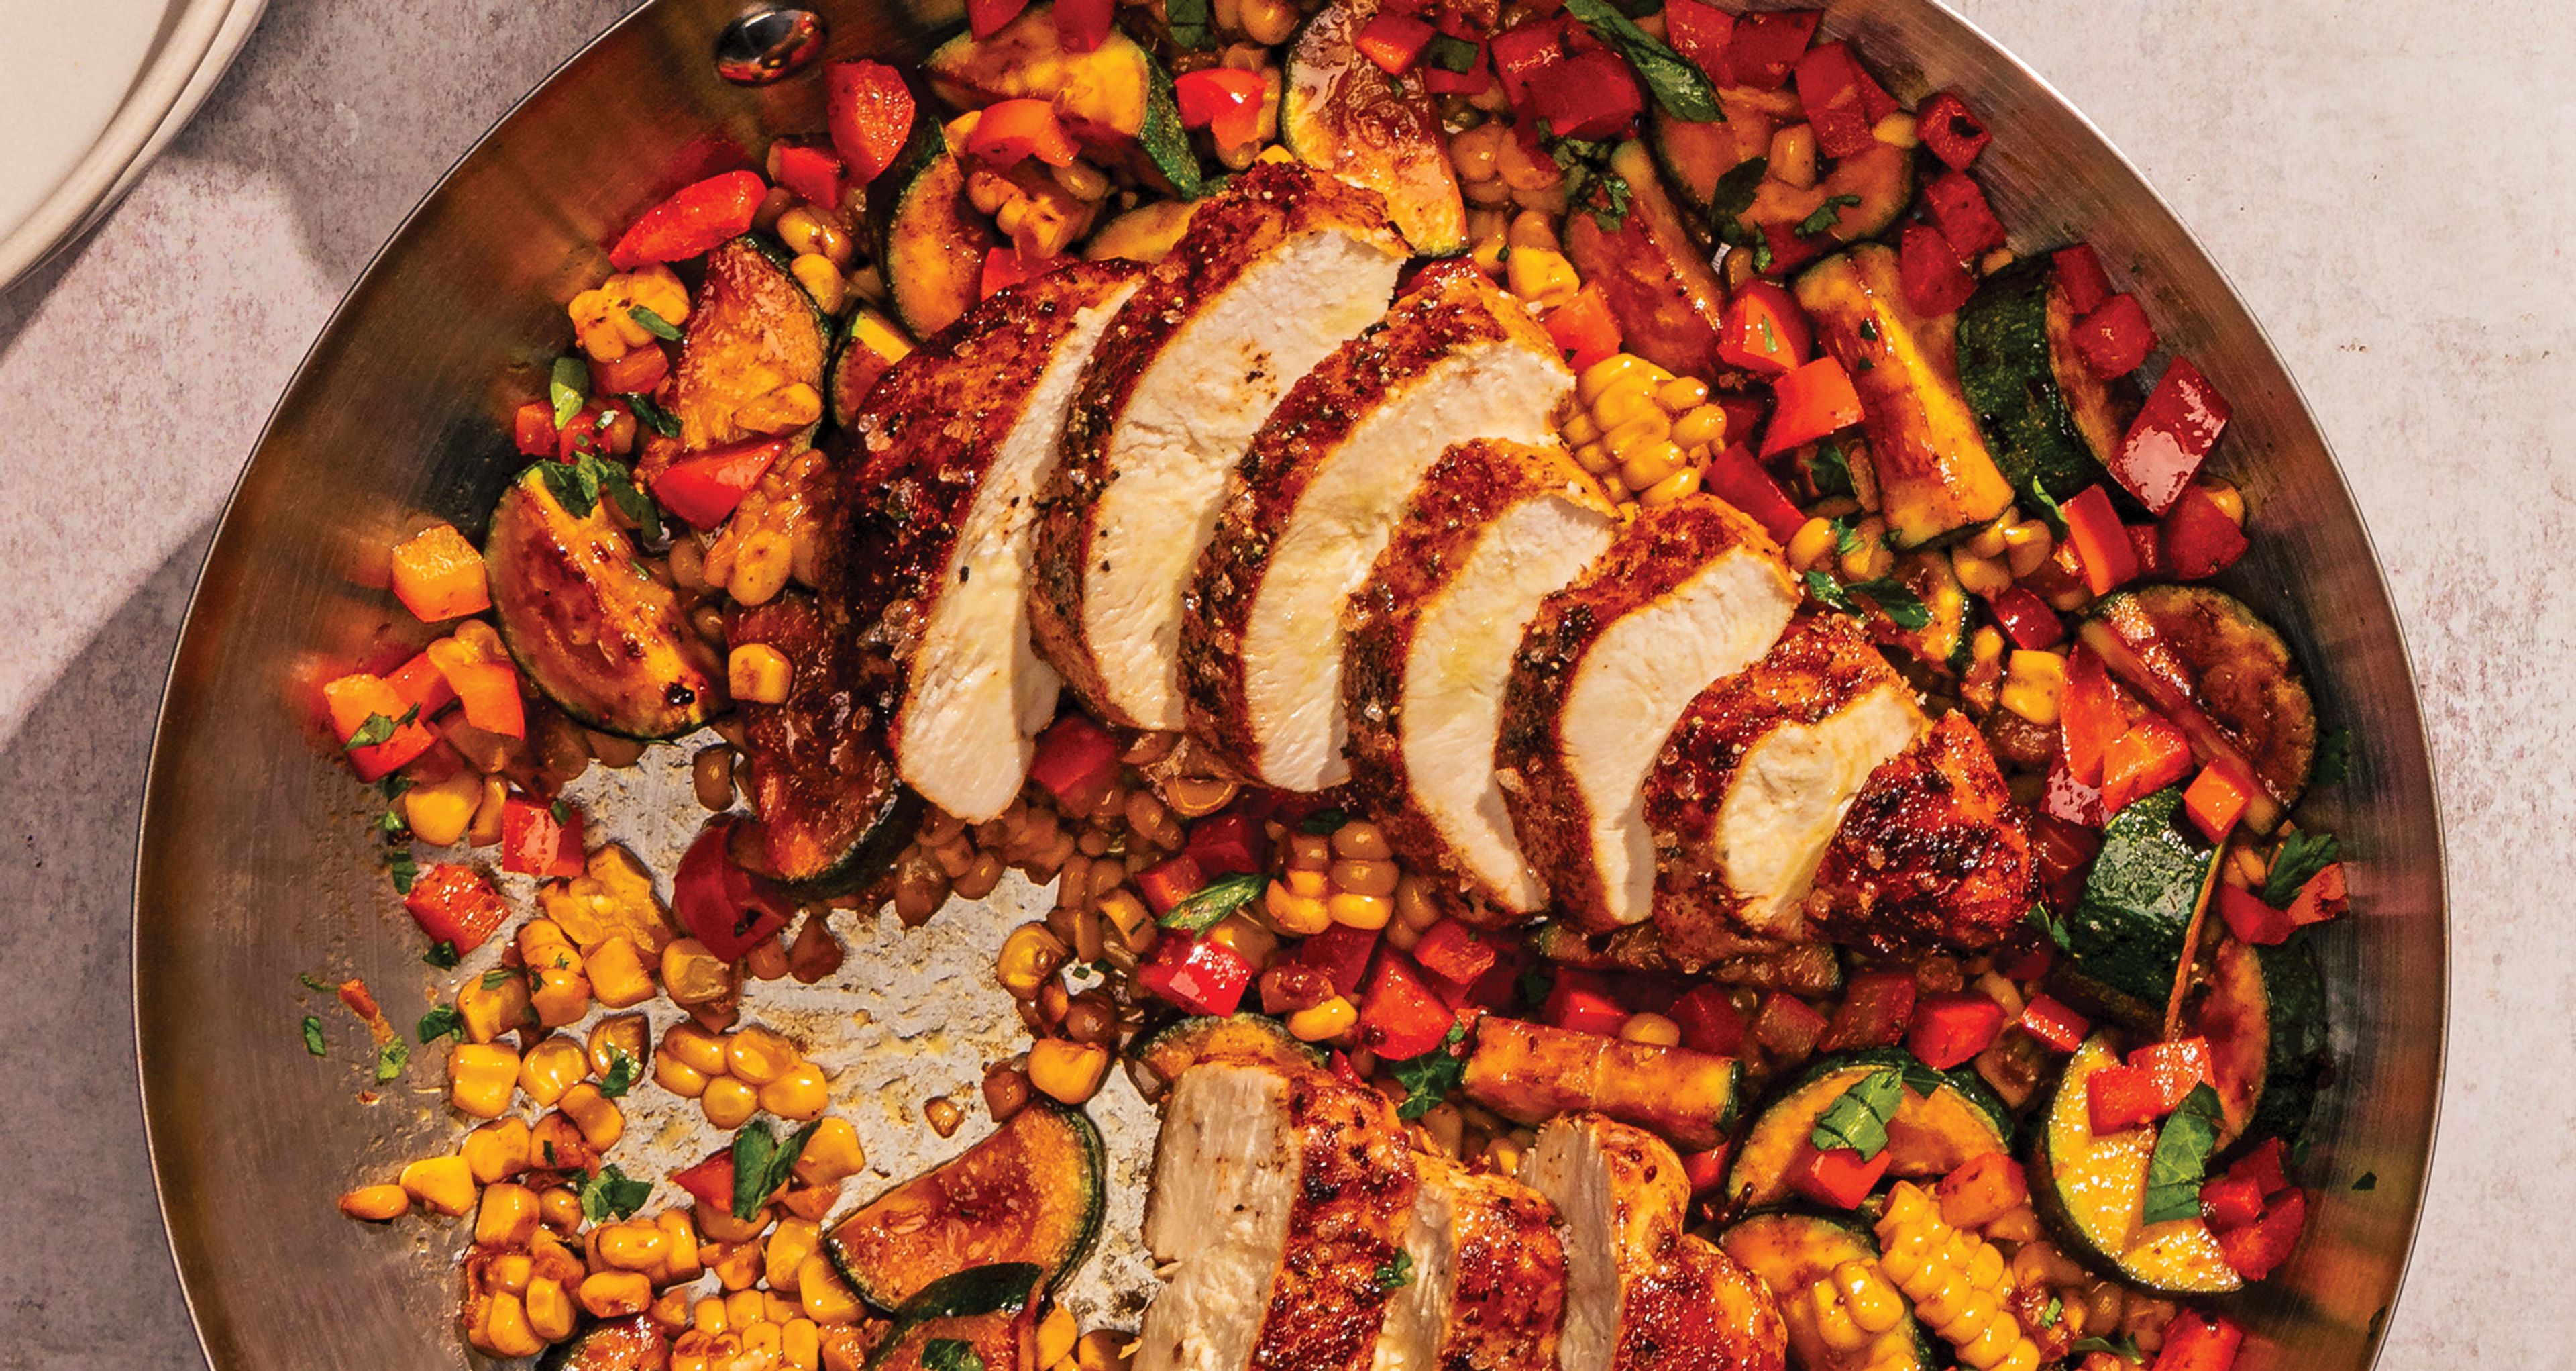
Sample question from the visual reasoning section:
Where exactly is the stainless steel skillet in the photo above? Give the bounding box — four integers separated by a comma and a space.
132, 1, 2447, 1365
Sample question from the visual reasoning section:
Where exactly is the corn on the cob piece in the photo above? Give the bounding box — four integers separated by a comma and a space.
1780, 1257, 1921, 1371
1875, 1182, 2043, 1371
1560, 352, 1728, 504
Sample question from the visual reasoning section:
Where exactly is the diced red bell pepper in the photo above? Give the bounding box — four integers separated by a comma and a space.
2019, 993, 2090, 1052
2112, 357, 2233, 515
1053, 0, 1115, 51
2125, 519, 2167, 579
2057, 645, 2126, 788
1661, 0, 1733, 83
1986, 585, 2065, 651
2216, 884, 2296, 946
405, 864, 511, 954
2127, 1037, 2214, 1111
1526, 49, 1644, 141
2287, 862, 2347, 927
1819, 969, 1916, 1052
771, 142, 845, 211
1545, 284, 1625, 375
2033, 813, 2102, 909
1462, 934, 1533, 1012
1140, 933, 1256, 1016
1917, 91, 1990, 170
1760, 356, 1864, 456
826, 60, 916, 186
1135, 854, 1208, 915
2182, 762, 2253, 842
2061, 484, 2141, 597
323, 672, 442, 781
1703, 444, 1808, 544
608, 170, 767, 270
1717, 280, 1810, 376
2072, 293, 2158, 378
1027, 713, 1121, 808
1794, 42, 1886, 160
2000, 939, 2055, 982
966, 99, 1079, 168
1489, 18, 1569, 109
1682, 1145, 1731, 1195
2229, 1137, 2294, 1198
1300, 921, 1382, 997
1752, 992, 1829, 1060
1173, 68, 1269, 150
513, 401, 560, 456
1362, 950, 1462, 1060
1183, 812, 1267, 878
981, 246, 1061, 299
1543, 968, 1628, 1038
672, 1152, 736, 1213
1898, 221, 1978, 318
673, 820, 798, 960
502, 797, 586, 878
2199, 1170, 2268, 1231
966, 0, 1030, 39
2215, 1188, 2305, 1282
1356, 11, 1437, 74
2161, 483, 2251, 580
386, 651, 459, 723
2086, 1064, 2166, 1133
651, 437, 790, 529
2043, 750, 2106, 830
1671, 984, 1748, 1057
2054, 243, 2114, 316
1719, 9, 1819, 90
2155, 1311, 2247, 1371
2100, 713, 2194, 817
588, 343, 670, 398
1907, 991, 2005, 1070
1923, 170, 2006, 259
1790, 1144, 1892, 1210
1413, 920, 1498, 986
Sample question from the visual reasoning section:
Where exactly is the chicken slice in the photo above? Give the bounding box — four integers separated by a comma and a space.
1137, 1058, 1417, 1371
1344, 440, 1619, 917
1523, 1115, 1784, 1371
1183, 268, 1575, 791
1029, 162, 1407, 731
1644, 613, 1927, 956
843, 262, 1144, 821
1497, 495, 1800, 929
1804, 711, 2039, 952
1373, 1154, 1566, 1371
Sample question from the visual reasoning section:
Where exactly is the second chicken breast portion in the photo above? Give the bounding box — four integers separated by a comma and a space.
1373, 1155, 1566, 1371
1183, 270, 1574, 791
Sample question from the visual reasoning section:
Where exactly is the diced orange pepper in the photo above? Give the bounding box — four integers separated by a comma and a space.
2099, 713, 2193, 817
964, 99, 1079, 169
2182, 762, 2252, 842
2286, 862, 2347, 926
1542, 284, 1623, 375
2061, 483, 2141, 597
426, 637, 526, 740
588, 344, 669, 397
1760, 356, 1864, 456
385, 650, 458, 720
390, 523, 491, 623
322, 672, 439, 781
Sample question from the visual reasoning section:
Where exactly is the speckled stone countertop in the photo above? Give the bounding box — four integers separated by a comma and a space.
0, 0, 2558, 1364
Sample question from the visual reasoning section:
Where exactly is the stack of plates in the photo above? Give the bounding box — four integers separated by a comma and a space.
0, 0, 268, 293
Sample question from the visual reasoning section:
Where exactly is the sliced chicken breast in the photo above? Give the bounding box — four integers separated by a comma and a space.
1184, 269, 1574, 791
1138, 1058, 1417, 1371
1497, 495, 1799, 930
1523, 1115, 1784, 1371
1030, 162, 1407, 731
1345, 440, 1619, 917
1644, 613, 1926, 957
1373, 1155, 1566, 1371
1805, 711, 2039, 953
844, 262, 1144, 821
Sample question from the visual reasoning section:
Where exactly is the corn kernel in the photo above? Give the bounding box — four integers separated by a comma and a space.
399, 1154, 477, 1217
1287, 995, 1357, 1042
1284, 866, 1329, 898
527, 1275, 579, 1341
784, 1317, 823, 1370
582, 935, 655, 1008
519, 1035, 586, 1107
790, 254, 847, 313
476, 1182, 540, 1247
798, 1256, 862, 1324
539, 1186, 584, 1234
1326, 891, 1392, 929
1671, 403, 1727, 450
1028, 1038, 1112, 1104
559, 1083, 625, 1150
1638, 467, 1702, 506
762, 1062, 833, 1121
729, 531, 794, 607
458, 972, 532, 1044
449, 1042, 521, 1118
996, 923, 1069, 999
1578, 352, 1654, 405
1618, 1011, 1682, 1046
484, 1251, 535, 1295
1075, 1331, 1130, 1371
1038, 1307, 1079, 1368
405, 770, 484, 847
665, 1021, 729, 1075
729, 643, 794, 705
598, 1219, 672, 1272
794, 1117, 865, 1187
338, 1184, 410, 1221
480, 1291, 547, 1358
663, 938, 736, 1005
725, 1026, 802, 1085
766, 1217, 822, 1291
1787, 517, 1837, 571
703, 1076, 760, 1130
2000, 650, 2068, 726
580, 1270, 653, 1319
1505, 247, 1580, 310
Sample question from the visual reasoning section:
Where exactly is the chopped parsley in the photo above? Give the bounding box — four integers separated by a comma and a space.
1422, 34, 1481, 73
301, 1015, 327, 1057
548, 355, 589, 428
423, 940, 460, 970
2310, 728, 2355, 788
1794, 194, 1862, 239
1297, 807, 1348, 836
2026, 903, 2072, 952
1542, 133, 1631, 233
625, 391, 682, 438
298, 972, 333, 993
342, 705, 419, 750
1373, 1250, 1416, 1292
627, 305, 682, 342
730, 1118, 822, 1219
1809, 1066, 1936, 1160
1158, 873, 1267, 934
1803, 572, 1930, 630
1164, 0, 1211, 48
481, 969, 516, 990
2140, 1083, 2224, 1224
2024, 478, 2069, 536
580, 1164, 654, 1223
1559, 0, 1721, 122
1804, 441, 1853, 497
417, 1005, 465, 1043
2039, 1296, 2063, 1329
1709, 157, 1768, 235
2263, 829, 2341, 907
384, 848, 419, 895
600, 1047, 639, 1099
1389, 1023, 1470, 1120
1516, 963, 1557, 1011
374, 1038, 410, 1083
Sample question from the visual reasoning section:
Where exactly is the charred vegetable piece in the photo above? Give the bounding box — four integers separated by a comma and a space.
1529, 922, 1845, 995
1723, 1048, 2011, 1210
1796, 245, 2014, 547
1650, 106, 1911, 264
1280, 0, 1468, 255
535, 1317, 669, 1370
1956, 254, 2137, 500
1460, 1015, 1740, 1151
828, 309, 914, 429
2031, 1034, 2242, 1294
726, 593, 918, 892
865, 1264, 1046, 1371
2084, 585, 2320, 815
1717, 1211, 1937, 1371
2061, 785, 2220, 1018
672, 237, 832, 454
1083, 199, 1200, 265
924, 5, 1200, 197
484, 466, 721, 739
827, 1102, 1105, 1311
1126, 1013, 1325, 1099
1561, 141, 1729, 377
2191, 933, 2328, 1149
871, 116, 1002, 340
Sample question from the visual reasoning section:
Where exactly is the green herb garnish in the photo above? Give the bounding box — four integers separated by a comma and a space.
1373, 1250, 1416, 1292
1709, 156, 1768, 230
1298, 807, 1348, 836
627, 305, 682, 342
2352, 1170, 2377, 1192
302, 1016, 327, 1057
2024, 478, 2069, 536
1560, 0, 1721, 122
481, 969, 515, 990
2141, 1083, 2224, 1224
1848, 576, 1931, 630
600, 1047, 639, 1099
580, 1164, 653, 1223
729, 1118, 822, 1219
924, 1340, 985, 1371
2310, 728, 2355, 789
1159, 873, 1267, 934
1165, 0, 1211, 49
423, 940, 460, 970
1809, 1068, 1907, 1160
1423, 34, 1480, 73
1805, 440, 1853, 497
2070, 1334, 2143, 1362
385, 848, 418, 895
417, 1005, 465, 1043
1794, 193, 1862, 239
299, 972, 333, 993
625, 391, 681, 438
374, 1038, 411, 1083
549, 355, 589, 428
2263, 829, 2341, 907
342, 705, 419, 750
1389, 1023, 1470, 1121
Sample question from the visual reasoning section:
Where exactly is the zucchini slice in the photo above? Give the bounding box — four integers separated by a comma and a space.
925, 5, 1201, 197
828, 308, 915, 430
2085, 585, 2320, 813
1081, 199, 1199, 265
535, 1316, 668, 1370
1648, 109, 1911, 266
1531, 921, 1845, 994
484, 465, 722, 740
1279, 0, 1466, 256
2031, 1034, 2243, 1295
1955, 256, 2135, 501
2191, 933, 2328, 1149
2061, 784, 2221, 1016
871, 116, 1002, 340
1795, 246, 2015, 547
1126, 1012, 1322, 1099
726, 593, 918, 891
866, 1264, 1045, 1371
1725, 1049, 2012, 1210
672, 237, 833, 454
1461, 1015, 1742, 1151
1717, 1212, 1936, 1371
1562, 140, 1729, 377
826, 1102, 1105, 1312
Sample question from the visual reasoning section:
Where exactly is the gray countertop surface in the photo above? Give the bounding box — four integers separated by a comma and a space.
0, 0, 2557, 1364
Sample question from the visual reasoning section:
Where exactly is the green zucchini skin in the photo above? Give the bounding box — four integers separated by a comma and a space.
2088, 585, 2320, 810
869, 114, 998, 340
826, 1103, 1106, 1312
2194, 933, 2328, 1150
724, 591, 918, 893
1723, 1048, 2013, 1210
1717, 1211, 1937, 1371
2031, 1035, 2241, 1295
2063, 785, 2219, 1013
670, 236, 833, 456
1955, 256, 2132, 501
866, 1264, 1046, 1371
535, 1316, 668, 1370
1126, 1012, 1324, 1097
1279, 0, 1468, 255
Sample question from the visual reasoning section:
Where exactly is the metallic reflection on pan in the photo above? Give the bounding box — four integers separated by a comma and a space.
133, 1, 2445, 1366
